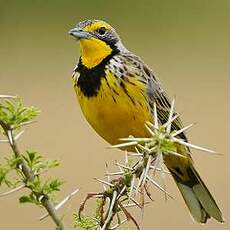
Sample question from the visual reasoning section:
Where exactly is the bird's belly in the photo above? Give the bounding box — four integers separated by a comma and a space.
76, 79, 152, 146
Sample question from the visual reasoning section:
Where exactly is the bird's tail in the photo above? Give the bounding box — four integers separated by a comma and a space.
169, 164, 224, 223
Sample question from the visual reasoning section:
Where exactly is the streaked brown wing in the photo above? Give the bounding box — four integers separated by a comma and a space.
121, 52, 187, 141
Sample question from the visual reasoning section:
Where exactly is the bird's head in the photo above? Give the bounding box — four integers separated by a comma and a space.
69, 19, 125, 69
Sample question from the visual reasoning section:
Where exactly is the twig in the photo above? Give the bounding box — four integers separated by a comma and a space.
0, 184, 25, 197
153, 102, 159, 129
115, 162, 133, 171
110, 141, 138, 149
172, 123, 195, 137
94, 178, 115, 187
101, 191, 118, 230
172, 137, 217, 154
0, 95, 17, 99
39, 188, 79, 221
128, 176, 135, 203
110, 218, 127, 229
118, 201, 140, 230
0, 120, 65, 230
166, 98, 175, 133
0, 130, 25, 143
11, 120, 37, 129
146, 175, 173, 199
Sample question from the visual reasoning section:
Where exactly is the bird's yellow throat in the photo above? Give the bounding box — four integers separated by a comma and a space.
80, 38, 113, 69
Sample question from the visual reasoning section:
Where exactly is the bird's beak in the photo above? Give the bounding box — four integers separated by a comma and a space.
68, 28, 91, 39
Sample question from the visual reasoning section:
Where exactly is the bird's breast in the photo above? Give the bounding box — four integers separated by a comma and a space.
74, 69, 153, 145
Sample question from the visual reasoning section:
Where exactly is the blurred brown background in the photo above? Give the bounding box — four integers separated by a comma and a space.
0, 0, 229, 229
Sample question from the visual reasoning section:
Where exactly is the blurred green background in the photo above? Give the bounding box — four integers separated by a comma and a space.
0, 0, 229, 229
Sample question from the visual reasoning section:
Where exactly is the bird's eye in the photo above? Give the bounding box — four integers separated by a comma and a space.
97, 27, 107, 35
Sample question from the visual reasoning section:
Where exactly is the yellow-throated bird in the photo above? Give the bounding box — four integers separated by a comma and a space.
69, 19, 223, 223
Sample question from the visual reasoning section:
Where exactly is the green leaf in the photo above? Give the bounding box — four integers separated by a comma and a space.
19, 195, 33, 203
22, 150, 60, 175
19, 193, 41, 206
49, 179, 63, 191
0, 161, 20, 187
0, 167, 8, 185
0, 97, 40, 132
74, 199, 102, 229
74, 214, 100, 230
47, 160, 60, 169
42, 179, 63, 195
5, 155, 22, 169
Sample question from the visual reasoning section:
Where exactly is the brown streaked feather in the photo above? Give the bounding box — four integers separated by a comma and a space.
108, 52, 187, 141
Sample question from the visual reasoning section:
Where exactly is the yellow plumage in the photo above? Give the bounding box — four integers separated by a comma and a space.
69, 19, 223, 223
80, 38, 113, 69
75, 70, 151, 145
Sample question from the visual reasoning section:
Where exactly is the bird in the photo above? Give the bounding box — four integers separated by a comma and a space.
69, 19, 223, 223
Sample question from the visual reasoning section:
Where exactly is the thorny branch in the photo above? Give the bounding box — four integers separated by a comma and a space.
0, 118, 65, 230
0, 96, 79, 230
76, 99, 217, 229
